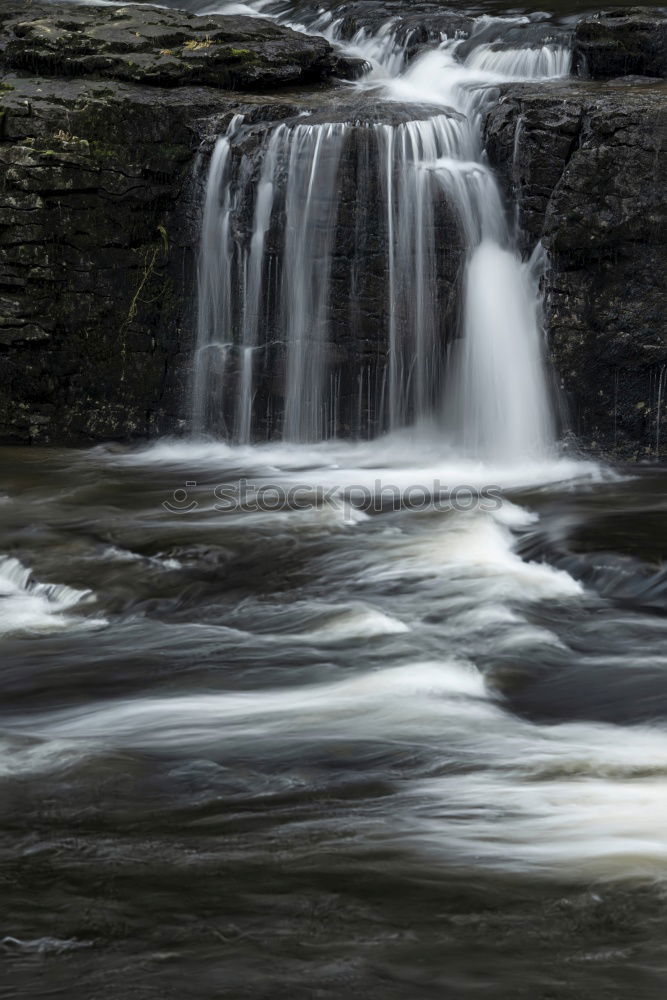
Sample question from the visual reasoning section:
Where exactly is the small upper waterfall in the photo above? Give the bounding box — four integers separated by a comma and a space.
192, 9, 566, 459
464, 44, 571, 78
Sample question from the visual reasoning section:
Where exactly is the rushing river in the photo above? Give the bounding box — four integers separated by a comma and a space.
2, 442, 667, 996
2, 0, 667, 997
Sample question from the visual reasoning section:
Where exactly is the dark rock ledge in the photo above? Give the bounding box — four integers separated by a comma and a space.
0, 1, 358, 90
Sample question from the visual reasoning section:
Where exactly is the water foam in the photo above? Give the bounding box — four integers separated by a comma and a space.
0, 556, 105, 636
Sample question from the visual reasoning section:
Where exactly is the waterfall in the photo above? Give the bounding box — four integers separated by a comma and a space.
452, 242, 553, 459
656, 364, 666, 457
194, 119, 349, 442
192, 9, 567, 460
464, 44, 571, 78
377, 116, 478, 431
193, 111, 476, 442
281, 123, 347, 442
192, 115, 243, 437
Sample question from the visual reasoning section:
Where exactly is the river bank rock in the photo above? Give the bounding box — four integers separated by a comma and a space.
484, 79, 667, 458
573, 8, 667, 79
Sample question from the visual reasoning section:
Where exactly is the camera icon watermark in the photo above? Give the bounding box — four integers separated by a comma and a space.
162, 481, 199, 513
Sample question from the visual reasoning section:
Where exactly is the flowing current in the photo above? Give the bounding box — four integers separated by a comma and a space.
3, 4, 667, 998
193, 9, 563, 455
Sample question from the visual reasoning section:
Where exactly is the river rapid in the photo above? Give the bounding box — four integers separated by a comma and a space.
1, 440, 667, 997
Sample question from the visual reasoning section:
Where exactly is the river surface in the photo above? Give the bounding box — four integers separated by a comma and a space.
1, 441, 667, 997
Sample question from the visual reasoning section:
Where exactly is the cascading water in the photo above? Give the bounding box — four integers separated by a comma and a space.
194, 110, 471, 441
452, 241, 553, 459
194, 118, 350, 441
192, 9, 567, 459
192, 116, 242, 436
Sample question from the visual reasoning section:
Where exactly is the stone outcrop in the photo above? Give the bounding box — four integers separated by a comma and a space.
484, 79, 667, 457
0, 75, 228, 442
0, 2, 355, 90
573, 8, 667, 79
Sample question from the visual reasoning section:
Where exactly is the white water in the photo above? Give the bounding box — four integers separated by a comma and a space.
453, 240, 553, 460
0, 555, 104, 636
10, 632, 667, 878
281, 123, 348, 441
464, 42, 571, 79
377, 115, 479, 431
7, 429, 664, 886
192, 113, 242, 435
192, 10, 570, 459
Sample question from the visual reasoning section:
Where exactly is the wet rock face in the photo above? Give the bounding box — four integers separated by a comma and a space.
0, 75, 236, 443
0, 1, 355, 90
573, 8, 667, 79
485, 80, 667, 458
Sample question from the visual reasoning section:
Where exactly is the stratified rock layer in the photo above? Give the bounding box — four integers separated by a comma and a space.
0, 76, 230, 442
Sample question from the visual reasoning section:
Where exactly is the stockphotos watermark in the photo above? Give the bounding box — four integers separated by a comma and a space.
162, 479, 503, 518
